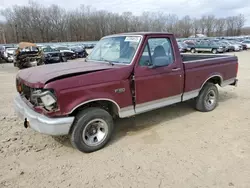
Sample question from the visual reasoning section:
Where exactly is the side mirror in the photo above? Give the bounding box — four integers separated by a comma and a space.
145, 60, 152, 66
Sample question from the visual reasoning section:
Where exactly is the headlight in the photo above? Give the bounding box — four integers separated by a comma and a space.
32, 89, 57, 110
40, 94, 56, 106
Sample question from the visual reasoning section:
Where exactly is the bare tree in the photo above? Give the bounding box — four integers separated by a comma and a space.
203, 15, 216, 36
0, 2, 247, 43
214, 18, 226, 36
177, 15, 192, 37
235, 14, 245, 35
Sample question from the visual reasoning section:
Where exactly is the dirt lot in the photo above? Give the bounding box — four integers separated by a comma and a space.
0, 52, 250, 188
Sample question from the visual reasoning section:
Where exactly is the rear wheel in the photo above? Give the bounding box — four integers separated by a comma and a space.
70, 107, 114, 153
195, 82, 219, 112
212, 49, 217, 54
191, 48, 196, 53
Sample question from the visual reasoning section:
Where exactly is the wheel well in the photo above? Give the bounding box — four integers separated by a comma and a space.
70, 100, 119, 118
205, 76, 222, 86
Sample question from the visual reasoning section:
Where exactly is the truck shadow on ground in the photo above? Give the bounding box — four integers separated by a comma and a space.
111, 90, 237, 144
52, 90, 237, 148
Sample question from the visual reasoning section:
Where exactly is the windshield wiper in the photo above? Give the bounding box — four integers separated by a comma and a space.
100, 58, 114, 66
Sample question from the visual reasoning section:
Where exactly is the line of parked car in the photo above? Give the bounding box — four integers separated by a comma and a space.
177, 37, 250, 54
0, 43, 95, 64
1, 36, 250, 65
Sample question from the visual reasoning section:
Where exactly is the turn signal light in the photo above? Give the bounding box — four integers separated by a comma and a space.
17, 82, 22, 93
17, 85, 22, 93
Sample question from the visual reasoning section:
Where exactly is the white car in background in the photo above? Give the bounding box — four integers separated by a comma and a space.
227, 41, 241, 51
3, 48, 17, 62
233, 44, 241, 51
241, 40, 250, 49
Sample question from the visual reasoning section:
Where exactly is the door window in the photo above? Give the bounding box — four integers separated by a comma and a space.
138, 38, 174, 67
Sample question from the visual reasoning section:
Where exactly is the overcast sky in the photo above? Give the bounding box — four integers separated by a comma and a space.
1, 0, 250, 26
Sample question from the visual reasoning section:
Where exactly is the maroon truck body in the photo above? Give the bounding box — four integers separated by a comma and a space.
14, 32, 238, 152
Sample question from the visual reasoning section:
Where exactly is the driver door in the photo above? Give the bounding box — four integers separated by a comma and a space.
133, 36, 184, 114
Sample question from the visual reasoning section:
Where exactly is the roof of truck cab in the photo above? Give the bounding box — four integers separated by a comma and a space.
105, 32, 173, 37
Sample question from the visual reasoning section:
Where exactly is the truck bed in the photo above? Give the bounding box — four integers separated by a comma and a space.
181, 54, 238, 100
181, 54, 235, 62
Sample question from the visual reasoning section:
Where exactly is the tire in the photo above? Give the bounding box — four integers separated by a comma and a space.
17, 63, 24, 69
195, 82, 219, 112
70, 107, 114, 153
191, 48, 196, 53
38, 60, 45, 66
61, 57, 67, 62
212, 49, 217, 54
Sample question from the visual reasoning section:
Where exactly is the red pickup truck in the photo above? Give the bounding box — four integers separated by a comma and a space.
14, 32, 238, 153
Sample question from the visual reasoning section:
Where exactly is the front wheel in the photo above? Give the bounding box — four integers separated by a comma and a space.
61, 56, 67, 62
70, 107, 114, 153
195, 82, 219, 112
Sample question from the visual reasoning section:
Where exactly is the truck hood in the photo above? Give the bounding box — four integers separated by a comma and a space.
17, 61, 120, 88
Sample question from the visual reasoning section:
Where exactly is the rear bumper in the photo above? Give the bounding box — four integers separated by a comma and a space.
230, 78, 238, 87
14, 95, 74, 135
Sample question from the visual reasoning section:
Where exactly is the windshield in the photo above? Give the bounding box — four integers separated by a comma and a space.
210, 42, 217, 46
6, 48, 17, 52
57, 47, 69, 50
42, 47, 55, 52
71, 46, 82, 49
177, 42, 183, 47
86, 36, 141, 64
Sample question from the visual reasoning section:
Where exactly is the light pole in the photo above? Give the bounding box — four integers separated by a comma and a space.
15, 24, 19, 43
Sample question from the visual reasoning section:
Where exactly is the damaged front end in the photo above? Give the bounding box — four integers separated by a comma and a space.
14, 42, 44, 69
16, 79, 58, 112
30, 89, 58, 111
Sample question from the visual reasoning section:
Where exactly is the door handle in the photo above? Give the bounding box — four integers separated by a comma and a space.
172, 67, 181, 71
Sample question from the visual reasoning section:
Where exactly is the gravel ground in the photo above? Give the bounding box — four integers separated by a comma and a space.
0, 51, 250, 188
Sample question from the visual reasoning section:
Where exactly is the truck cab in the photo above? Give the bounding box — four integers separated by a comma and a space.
14, 32, 238, 153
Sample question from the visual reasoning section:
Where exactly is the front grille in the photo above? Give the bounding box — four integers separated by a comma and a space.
51, 53, 59, 57
17, 81, 36, 105
16, 78, 44, 106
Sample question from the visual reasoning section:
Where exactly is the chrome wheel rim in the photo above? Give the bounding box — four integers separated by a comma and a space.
205, 90, 216, 109
82, 119, 108, 147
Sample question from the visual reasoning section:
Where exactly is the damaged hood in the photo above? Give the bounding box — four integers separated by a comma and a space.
17, 61, 120, 87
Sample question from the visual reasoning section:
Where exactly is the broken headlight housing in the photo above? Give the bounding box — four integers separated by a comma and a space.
31, 89, 57, 111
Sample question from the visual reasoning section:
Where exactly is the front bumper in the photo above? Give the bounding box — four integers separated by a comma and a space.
234, 47, 240, 51
8, 56, 14, 62
45, 57, 61, 64
217, 48, 224, 52
14, 95, 74, 135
